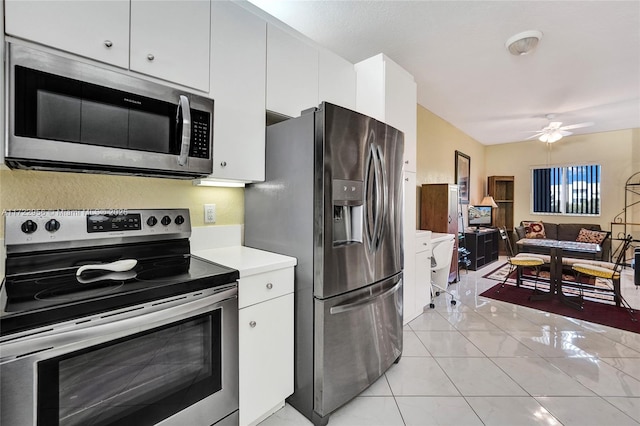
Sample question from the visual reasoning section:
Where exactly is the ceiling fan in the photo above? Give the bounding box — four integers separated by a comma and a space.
526, 114, 594, 143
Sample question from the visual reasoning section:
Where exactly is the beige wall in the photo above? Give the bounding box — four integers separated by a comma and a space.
485, 129, 635, 235
416, 104, 638, 240
0, 169, 244, 238
2, 105, 635, 242
416, 105, 486, 226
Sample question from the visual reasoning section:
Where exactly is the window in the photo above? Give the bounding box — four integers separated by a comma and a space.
532, 164, 601, 215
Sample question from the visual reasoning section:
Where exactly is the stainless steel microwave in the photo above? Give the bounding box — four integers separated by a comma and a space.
4, 43, 214, 179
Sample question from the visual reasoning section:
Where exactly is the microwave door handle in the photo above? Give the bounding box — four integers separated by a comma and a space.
176, 95, 191, 166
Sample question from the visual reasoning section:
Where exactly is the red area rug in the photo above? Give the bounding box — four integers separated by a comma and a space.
480, 283, 640, 334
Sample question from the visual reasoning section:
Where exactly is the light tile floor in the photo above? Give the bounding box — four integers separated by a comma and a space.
259, 260, 640, 426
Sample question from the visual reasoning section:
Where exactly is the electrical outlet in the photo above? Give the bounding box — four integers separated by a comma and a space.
204, 204, 216, 224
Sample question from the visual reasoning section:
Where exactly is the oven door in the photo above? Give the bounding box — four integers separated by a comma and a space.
0, 286, 238, 426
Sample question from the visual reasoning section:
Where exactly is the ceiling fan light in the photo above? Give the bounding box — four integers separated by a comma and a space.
506, 30, 543, 56
539, 131, 562, 143
548, 132, 562, 143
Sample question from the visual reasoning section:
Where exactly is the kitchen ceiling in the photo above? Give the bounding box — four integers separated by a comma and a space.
249, 0, 640, 145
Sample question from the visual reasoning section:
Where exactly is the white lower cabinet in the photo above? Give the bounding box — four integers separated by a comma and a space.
238, 268, 294, 426
415, 231, 433, 310
402, 171, 417, 324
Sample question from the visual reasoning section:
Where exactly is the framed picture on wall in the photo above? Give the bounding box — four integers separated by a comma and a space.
455, 150, 470, 204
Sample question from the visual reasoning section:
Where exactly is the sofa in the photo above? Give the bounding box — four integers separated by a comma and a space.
514, 221, 611, 261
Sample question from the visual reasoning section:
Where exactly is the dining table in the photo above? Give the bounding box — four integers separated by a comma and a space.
528, 246, 601, 311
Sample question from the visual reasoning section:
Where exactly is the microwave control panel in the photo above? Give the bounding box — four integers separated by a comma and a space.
189, 110, 210, 159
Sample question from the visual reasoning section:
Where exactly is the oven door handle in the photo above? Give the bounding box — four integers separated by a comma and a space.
76, 259, 137, 276
177, 94, 191, 167
0, 285, 237, 360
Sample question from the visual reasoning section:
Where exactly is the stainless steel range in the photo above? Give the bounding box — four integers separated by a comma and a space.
0, 209, 239, 426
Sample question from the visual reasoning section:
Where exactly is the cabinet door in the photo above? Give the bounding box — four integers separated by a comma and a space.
448, 185, 459, 281
266, 24, 319, 117
1, 4, 4, 154
5, 0, 129, 68
402, 171, 417, 324
210, 1, 266, 182
239, 293, 294, 426
319, 48, 356, 110
130, 0, 210, 91
384, 58, 417, 172
354, 54, 385, 121
415, 250, 432, 310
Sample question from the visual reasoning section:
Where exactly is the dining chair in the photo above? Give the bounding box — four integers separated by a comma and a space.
496, 227, 545, 293
572, 235, 637, 321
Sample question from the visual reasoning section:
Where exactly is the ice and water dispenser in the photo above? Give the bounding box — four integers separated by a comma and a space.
332, 179, 364, 245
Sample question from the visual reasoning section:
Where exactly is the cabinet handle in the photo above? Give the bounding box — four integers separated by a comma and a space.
104, 40, 113, 48
266, 283, 273, 290
147, 54, 155, 61
220, 161, 227, 167
404, 160, 409, 164
249, 321, 257, 328
405, 177, 409, 182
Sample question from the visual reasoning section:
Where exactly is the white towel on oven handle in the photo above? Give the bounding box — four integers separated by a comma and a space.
76, 259, 138, 276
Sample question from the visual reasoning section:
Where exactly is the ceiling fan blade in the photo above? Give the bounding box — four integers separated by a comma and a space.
559, 122, 594, 130
526, 133, 544, 140
559, 130, 573, 136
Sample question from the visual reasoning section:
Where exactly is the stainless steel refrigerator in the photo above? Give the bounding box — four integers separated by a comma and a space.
245, 102, 404, 426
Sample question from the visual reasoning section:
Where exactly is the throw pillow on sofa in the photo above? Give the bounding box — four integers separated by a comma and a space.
576, 228, 609, 244
522, 221, 546, 239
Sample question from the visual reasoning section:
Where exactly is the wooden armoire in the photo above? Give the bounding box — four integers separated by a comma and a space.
419, 184, 459, 283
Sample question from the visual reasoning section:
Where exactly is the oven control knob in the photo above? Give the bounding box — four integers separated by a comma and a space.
174, 215, 185, 225
45, 219, 60, 232
147, 216, 158, 227
161, 215, 172, 226
21, 220, 38, 234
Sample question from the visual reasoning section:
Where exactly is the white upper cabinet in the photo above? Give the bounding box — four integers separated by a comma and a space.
355, 54, 417, 172
130, 0, 211, 91
318, 48, 356, 110
266, 24, 318, 117
5, 0, 210, 91
4, 0, 130, 68
209, 1, 266, 182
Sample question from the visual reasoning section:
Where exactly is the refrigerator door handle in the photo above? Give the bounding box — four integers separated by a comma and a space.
374, 145, 388, 250
364, 143, 376, 250
329, 280, 401, 315
371, 144, 383, 251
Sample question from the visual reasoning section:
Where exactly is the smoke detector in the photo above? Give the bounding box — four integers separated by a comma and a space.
506, 30, 543, 56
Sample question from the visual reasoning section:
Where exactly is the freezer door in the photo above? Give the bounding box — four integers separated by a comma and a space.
318, 103, 404, 299
313, 273, 403, 417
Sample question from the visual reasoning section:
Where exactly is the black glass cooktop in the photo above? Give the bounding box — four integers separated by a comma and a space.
0, 240, 238, 337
